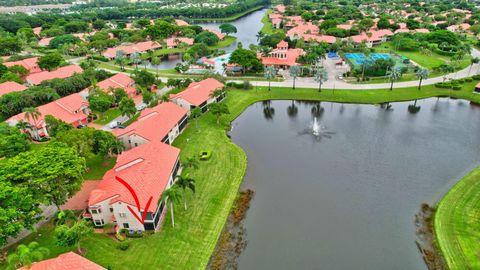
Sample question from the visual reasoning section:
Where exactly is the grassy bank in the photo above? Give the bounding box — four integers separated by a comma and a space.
2, 81, 480, 270
434, 166, 480, 270
187, 5, 265, 22
260, 9, 284, 35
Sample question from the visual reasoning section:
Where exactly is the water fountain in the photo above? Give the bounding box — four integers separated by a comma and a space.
299, 117, 335, 140
312, 117, 321, 136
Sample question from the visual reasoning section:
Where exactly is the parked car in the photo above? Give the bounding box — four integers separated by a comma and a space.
76, 124, 87, 129
136, 103, 147, 111
109, 121, 121, 129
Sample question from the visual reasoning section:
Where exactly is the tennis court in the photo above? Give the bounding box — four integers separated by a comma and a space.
370, 53, 391, 61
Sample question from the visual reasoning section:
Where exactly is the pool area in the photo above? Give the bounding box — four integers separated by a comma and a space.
211, 53, 232, 74
345, 53, 409, 70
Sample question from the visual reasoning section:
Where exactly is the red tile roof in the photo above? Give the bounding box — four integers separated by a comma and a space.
33, 27, 42, 36
114, 102, 187, 143
275, 4, 286, 13
170, 78, 224, 106
204, 28, 225, 39
26, 65, 83, 85
103, 41, 161, 58
0, 81, 27, 97
38, 37, 53, 46
88, 141, 180, 210
286, 22, 319, 37
18, 252, 106, 270
4, 57, 41, 74
302, 34, 336, 43
8, 93, 89, 128
97, 73, 136, 96
175, 19, 190, 26
350, 29, 393, 43
165, 37, 194, 48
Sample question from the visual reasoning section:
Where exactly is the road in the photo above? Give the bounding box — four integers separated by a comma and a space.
70, 48, 480, 90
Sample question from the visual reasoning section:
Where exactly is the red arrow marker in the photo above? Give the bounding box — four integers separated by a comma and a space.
115, 176, 153, 225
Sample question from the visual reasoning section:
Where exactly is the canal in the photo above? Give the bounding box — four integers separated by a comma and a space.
230, 98, 480, 269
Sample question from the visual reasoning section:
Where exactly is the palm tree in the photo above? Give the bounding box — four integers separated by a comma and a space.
160, 185, 181, 227
151, 57, 161, 79
130, 52, 141, 70
209, 89, 224, 101
289, 65, 301, 90
23, 107, 41, 126
183, 156, 199, 169
119, 97, 136, 119
387, 67, 402, 91
313, 62, 328, 92
469, 57, 479, 76
16, 120, 31, 134
264, 66, 277, 91
159, 94, 169, 103
7, 242, 49, 270
115, 50, 126, 71
416, 68, 429, 91
175, 175, 196, 210
190, 107, 202, 130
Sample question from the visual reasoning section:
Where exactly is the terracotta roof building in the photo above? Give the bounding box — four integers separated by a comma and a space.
204, 28, 225, 40
4, 57, 42, 74
25, 65, 83, 86
18, 252, 106, 270
87, 141, 181, 231
260, 40, 304, 68
170, 78, 225, 112
0, 81, 27, 97
349, 29, 393, 47
7, 93, 90, 140
114, 102, 188, 148
175, 19, 190, 26
165, 37, 194, 48
103, 41, 162, 59
97, 73, 137, 97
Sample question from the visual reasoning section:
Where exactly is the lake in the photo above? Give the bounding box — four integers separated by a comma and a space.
230, 98, 480, 270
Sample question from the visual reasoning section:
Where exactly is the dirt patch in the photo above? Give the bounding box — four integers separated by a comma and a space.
415, 203, 447, 270
208, 189, 254, 270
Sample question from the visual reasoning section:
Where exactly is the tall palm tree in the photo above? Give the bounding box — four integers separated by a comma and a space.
416, 68, 429, 91
23, 107, 41, 126
387, 67, 402, 91
7, 242, 49, 270
175, 175, 196, 210
16, 120, 31, 134
289, 65, 301, 90
130, 52, 141, 70
313, 62, 328, 92
160, 185, 181, 228
190, 107, 202, 130
469, 57, 479, 76
151, 56, 161, 79
183, 156, 199, 169
264, 66, 277, 91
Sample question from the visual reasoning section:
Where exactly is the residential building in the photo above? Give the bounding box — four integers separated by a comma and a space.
170, 78, 225, 112
260, 40, 305, 69
165, 37, 194, 49
25, 65, 83, 86
6, 93, 90, 140
204, 28, 225, 40
350, 29, 394, 47
18, 252, 106, 270
103, 41, 162, 59
114, 102, 188, 148
97, 73, 137, 97
38, 37, 53, 47
4, 57, 42, 75
87, 141, 181, 231
0, 81, 27, 97
175, 19, 190, 26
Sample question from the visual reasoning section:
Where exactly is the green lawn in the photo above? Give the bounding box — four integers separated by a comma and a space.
3, 81, 480, 269
435, 166, 480, 270
188, 5, 265, 22
373, 42, 471, 70
94, 108, 121, 125
83, 154, 116, 180
260, 9, 284, 35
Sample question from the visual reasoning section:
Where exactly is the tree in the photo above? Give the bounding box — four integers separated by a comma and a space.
0, 37, 22, 55
8, 64, 29, 77
209, 102, 230, 124
160, 185, 181, 227
313, 62, 328, 92
87, 89, 113, 117
38, 53, 64, 71
219, 23, 237, 35
0, 181, 42, 246
133, 69, 155, 88
469, 57, 479, 76
55, 219, 93, 253
0, 123, 30, 158
289, 65, 301, 90
15, 120, 30, 134
113, 88, 127, 105
229, 48, 262, 73
49, 35, 81, 49
22, 107, 41, 125
183, 155, 199, 169
175, 174, 195, 210
130, 52, 141, 70
45, 115, 73, 137
0, 72, 22, 84
119, 97, 136, 119
387, 67, 402, 91
7, 242, 49, 269
92, 129, 123, 157
190, 107, 202, 130
115, 50, 127, 71
151, 56, 161, 79
195, 31, 220, 46
264, 65, 277, 91
416, 68, 429, 90
0, 144, 86, 210
142, 89, 154, 105
92, 19, 106, 30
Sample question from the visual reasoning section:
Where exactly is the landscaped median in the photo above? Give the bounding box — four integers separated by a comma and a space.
2, 82, 480, 270
434, 166, 480, 270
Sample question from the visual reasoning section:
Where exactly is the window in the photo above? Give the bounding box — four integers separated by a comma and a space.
91, 208, 101, 214
94, 219, 104, 226
110, 208, 113, 213
134, 143, 138, 147
119, 213, 126, 218
123, 223, 129, 229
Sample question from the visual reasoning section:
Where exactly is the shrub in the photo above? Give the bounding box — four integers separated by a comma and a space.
117, 242, 130, 250
465, 77, 473, 82
89, 55, 109, 62
472, 75, 480, 80
115, 233, 125, 242
452, 85, 462, 90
